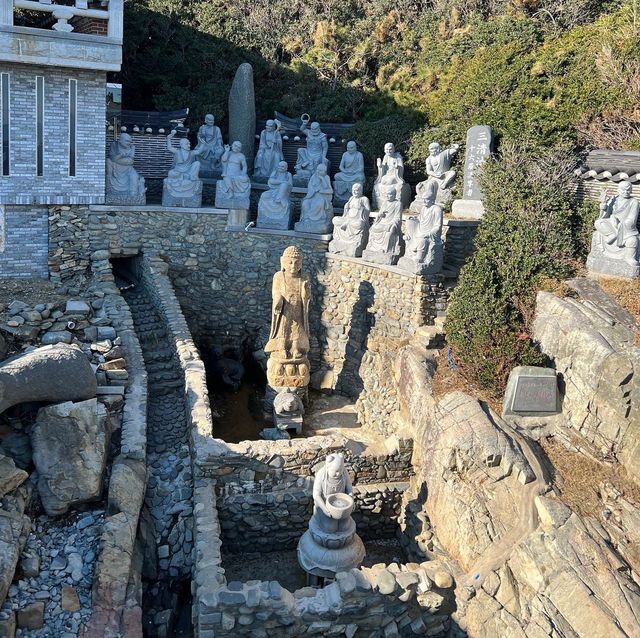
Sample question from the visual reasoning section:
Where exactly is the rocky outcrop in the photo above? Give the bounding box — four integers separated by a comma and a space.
0, 483, 30, 607
0, 344, 96, 415
533, 291, 640, 481
31, 399, 109, 516
0, 452, 28, 497
394, 343, 640, 638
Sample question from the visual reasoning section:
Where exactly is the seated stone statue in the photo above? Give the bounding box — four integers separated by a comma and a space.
194, 113, 224, 176
362, 188, 404, 265
333, 141, 365, 206
425, 141, 459, 204
106, 133, 146, 205
294, 165, 334, 235
215, 141, 251, 210
162, 131, 202, 207
294, 119, 329, 182
254, 119, 284, 180
398, 180, 444, 275
329, 183, 370, 258
372, 142, 411, 210
587, 181, 640, 278
256, 161, 293, 230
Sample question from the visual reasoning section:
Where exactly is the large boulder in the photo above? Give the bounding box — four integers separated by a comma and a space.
31, 399, 109, 516
0, 452, 28, 498
0, 344, 96, 415
533, 291, 640, 481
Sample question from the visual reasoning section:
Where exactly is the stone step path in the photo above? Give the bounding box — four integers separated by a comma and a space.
121, 286, 194, 591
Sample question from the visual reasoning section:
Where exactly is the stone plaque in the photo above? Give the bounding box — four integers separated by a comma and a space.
503, 366, 559, 416
461, 125, 493, 201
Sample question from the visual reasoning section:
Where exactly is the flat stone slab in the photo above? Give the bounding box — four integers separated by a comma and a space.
503, 366, 559, 417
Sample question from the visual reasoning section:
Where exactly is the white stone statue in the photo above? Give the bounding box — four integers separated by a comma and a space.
425, 141, 459, 203
587, 181, 640, 278
297, 452, 365, 582
162, 131, 202, 207
194, 114, 224, 175
294, 164, 334, 235
254, 119, 284, 179
105, 133, 145, 205
329, 183, 370, 258
398, 180, 444, 275
256, 161, 293, 230
362, 188, 404, 265
215, 141, 252, 210
294, 117, 329, 181
333, 141, 365, 205
372, 142, 410, 210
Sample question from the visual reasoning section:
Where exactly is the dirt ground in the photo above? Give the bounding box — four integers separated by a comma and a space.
0, 278, 66, 308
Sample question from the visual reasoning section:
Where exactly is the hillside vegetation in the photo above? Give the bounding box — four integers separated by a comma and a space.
122, 0, 640, 167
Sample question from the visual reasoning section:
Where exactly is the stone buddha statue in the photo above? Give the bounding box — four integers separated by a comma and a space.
587, 181, 640, 278
362, 188, 404, 265
105, 133, 146, 205
424, 141, 460, 204
333, 141, 365, 206
256, 161, 293, 230
194, 113, 224, 176
254, 119, 284, 180
372, 142, 411, 210
398, 179, 444, 275
294, 118, 329, 182
294, 164, 334, 235
265, 246, 311, 389
329, 183, 370, 258
215, 141, 251, 210
162, 131, 203, 207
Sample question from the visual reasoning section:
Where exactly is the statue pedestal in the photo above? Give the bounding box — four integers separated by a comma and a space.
226, 209, 251, 231
297, 496, 365, 582
451, 198, 485, 219
106, 188, 146, 206
362, 248, 399, 266
587, 245, 640, 278
162, 180, 203, 208
397, 248, 443, 275
328, 237, 366, 258
215, 183, 251, 210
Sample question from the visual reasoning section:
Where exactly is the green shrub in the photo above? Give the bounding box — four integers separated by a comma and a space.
445, 142, 585, 395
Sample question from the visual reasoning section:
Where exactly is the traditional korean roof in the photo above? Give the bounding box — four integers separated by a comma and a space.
575, 150, 640, 182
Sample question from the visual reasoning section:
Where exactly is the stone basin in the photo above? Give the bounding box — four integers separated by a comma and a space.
326, 492, 354, 519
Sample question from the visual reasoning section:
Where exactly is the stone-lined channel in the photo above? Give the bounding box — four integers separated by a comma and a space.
116, 262, 194, 636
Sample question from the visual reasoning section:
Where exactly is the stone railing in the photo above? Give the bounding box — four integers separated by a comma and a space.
1, 0, 123, 40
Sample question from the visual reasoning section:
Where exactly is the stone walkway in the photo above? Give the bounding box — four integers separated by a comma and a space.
122, 285, 194, 629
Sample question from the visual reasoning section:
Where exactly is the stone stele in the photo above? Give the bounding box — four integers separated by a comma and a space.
502, 366, 559, 417
297, 452, 365, 582
228, 63, 256, 173
452, 125, 494, 219
264, 246, 311, 389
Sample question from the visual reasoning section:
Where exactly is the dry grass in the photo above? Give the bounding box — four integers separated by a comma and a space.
597, 276, 640, 324
431, 347, 503, 415
541, 434, 640, 521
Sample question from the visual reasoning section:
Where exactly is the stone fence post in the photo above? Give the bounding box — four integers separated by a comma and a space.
0, 0, 13, 26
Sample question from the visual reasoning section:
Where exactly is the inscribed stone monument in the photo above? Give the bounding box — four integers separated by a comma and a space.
228, 63, 256, 172
586, 181, 640, 278
328, 183, 370, 258
398, 180, 444, 275
105, 133, 146, 205
254, 120, 284, 180
256, 161, 294, 230
297, 452, 365, 585
503, 366, 559, 417
362, 189, 404, 265
333, 141, 365, 206
162, 131, 203, 208
265, 246, 311, 390
294, 116, 329, 184
294, 165, 333, 235
194, 114, 224, 177
452, 125, 494, 218
215, 142, 251, 210
372, 142, 411, 210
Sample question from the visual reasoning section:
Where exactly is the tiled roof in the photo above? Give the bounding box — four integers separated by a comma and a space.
575, 150, 640, 181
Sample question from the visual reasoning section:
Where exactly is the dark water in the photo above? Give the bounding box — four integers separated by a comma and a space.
209, 381, 269, 443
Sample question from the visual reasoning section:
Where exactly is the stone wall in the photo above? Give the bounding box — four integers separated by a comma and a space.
0, 64, 106, 205
0, 205, 48, 278
442, 218, 480, 274
197, 435, 413, 553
